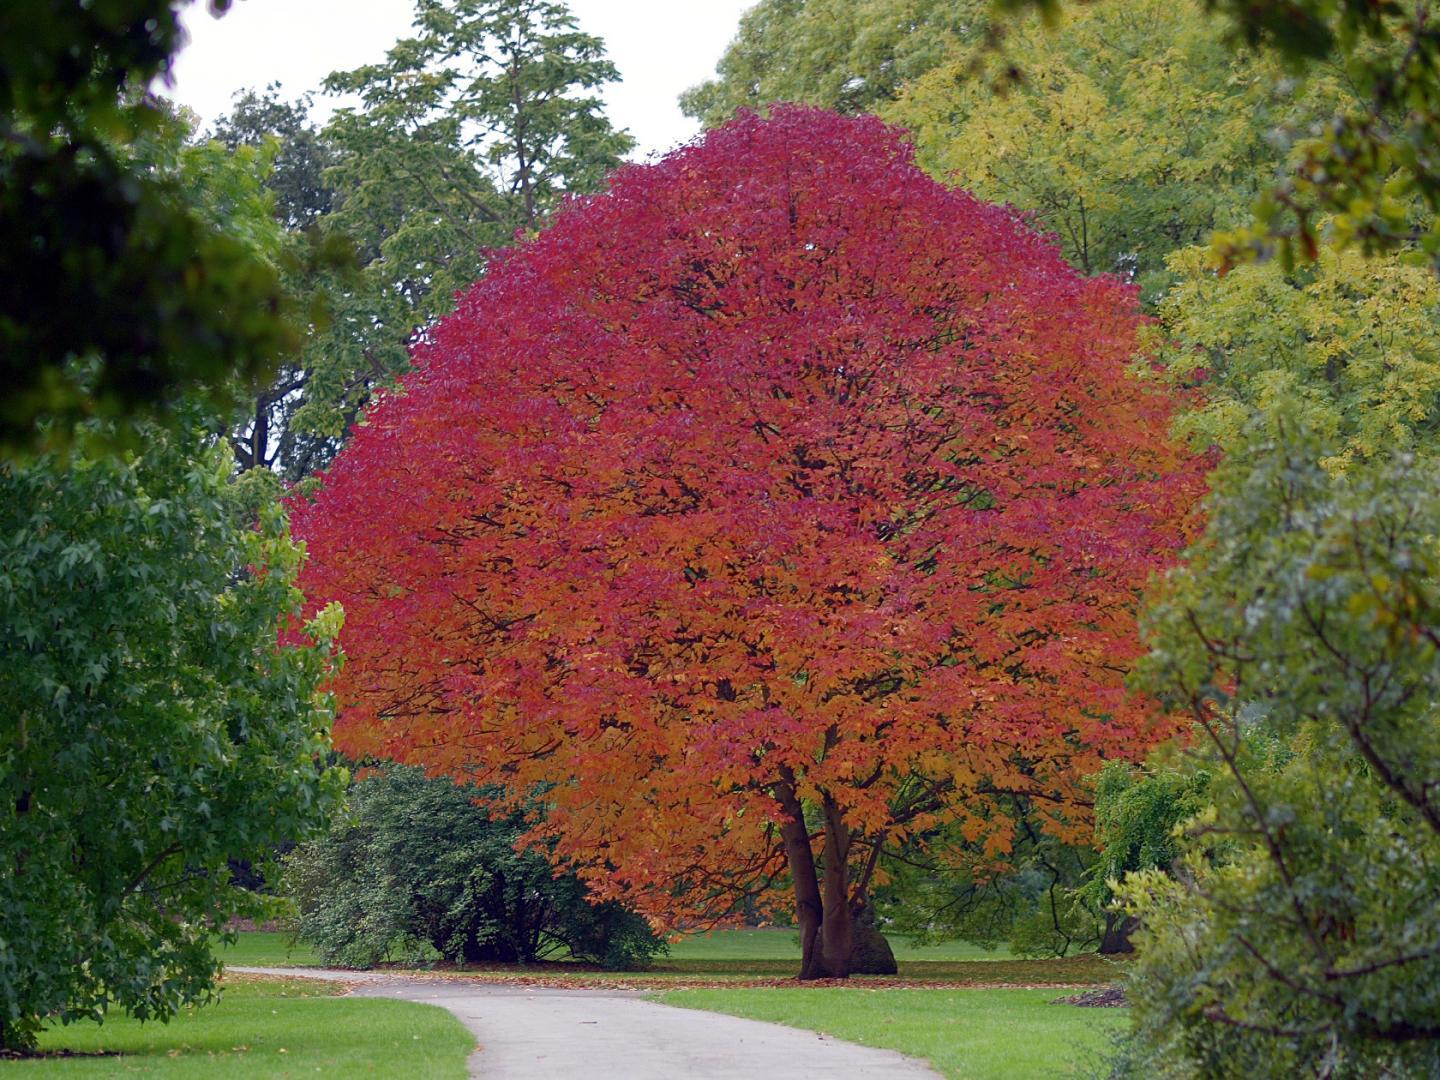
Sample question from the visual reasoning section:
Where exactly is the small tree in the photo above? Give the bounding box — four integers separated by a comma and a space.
0, 416, 345, 1052
285, 765, 665, 970
1083, 757, 1211, 954
876, 811, 1106, 959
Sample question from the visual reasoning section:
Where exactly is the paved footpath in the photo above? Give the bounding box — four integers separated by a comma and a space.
231, 966, 941, 1079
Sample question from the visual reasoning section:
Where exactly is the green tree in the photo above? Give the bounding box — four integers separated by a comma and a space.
1083, 758, 1210, 954
886, 0, 1344, 301
0, 0, 299, 456
211, 84, 336, 231
1158, 238, 1440, 464
216, 0, 635, 479
979, 0, 1440, 269
0, 415, 346, 1053
206, 87, 347, 477
286, 765, 665, 971
679, 0, 979, 127
1113, 421, 1440, 1077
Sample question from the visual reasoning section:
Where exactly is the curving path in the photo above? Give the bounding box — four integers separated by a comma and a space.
230, 965, 941, 1079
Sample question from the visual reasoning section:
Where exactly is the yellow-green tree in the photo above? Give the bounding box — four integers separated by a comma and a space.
679, 0, 979, 127
885, 0, 1342, 302
1158, 240, 1440, 465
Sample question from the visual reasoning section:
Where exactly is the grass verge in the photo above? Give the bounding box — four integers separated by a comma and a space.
219, 928, 1114, 988
665, 928, 1016, 963
388, 952, 1119, 989
9, 975, 473, 1077
657, 987, 1125, 1080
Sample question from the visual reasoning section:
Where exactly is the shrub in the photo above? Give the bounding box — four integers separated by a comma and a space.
285, 765, 665, 970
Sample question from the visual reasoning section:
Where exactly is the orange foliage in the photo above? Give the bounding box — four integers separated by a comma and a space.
294, 108, 1205, 960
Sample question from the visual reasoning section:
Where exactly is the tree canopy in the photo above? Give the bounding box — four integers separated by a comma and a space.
212, 0, 635, 479
679, 0, 979, 127
886, 0, 1345, 302
294, 106, 1205, 979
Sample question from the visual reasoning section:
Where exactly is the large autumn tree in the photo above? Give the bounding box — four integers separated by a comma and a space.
295, 107, 1204, 979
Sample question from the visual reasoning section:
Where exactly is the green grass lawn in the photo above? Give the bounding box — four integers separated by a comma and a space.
215, 927, 1115, 987
666, 927, 1014, 963
658, 987, 1124, 1080
8, 976, 473, 1077
215, 932, 321, 968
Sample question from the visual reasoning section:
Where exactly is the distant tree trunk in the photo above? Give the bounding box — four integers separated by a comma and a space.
248, 394, 269, 473
459, 930, 519, 964
848, 902, 898, 974
1099, 911, 1139, 955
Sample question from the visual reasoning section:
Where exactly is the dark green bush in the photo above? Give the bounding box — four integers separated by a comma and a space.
285, 765, 665, 970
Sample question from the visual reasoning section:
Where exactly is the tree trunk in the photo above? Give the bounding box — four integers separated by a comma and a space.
778, 800, 827, 978
248, 394, 268, 473
775, 775, 864, 979
1098, 911, 1139, 955
458, 921, 519, 964
848, 902, 898, 975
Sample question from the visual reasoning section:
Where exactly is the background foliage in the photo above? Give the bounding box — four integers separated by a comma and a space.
0, 0, 303, 456
209, 0, 634, 479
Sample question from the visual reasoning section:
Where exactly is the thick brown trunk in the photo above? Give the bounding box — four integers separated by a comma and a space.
1099, 911, 1139, 955
774, 775, 863, 979
776, 780, 826, 978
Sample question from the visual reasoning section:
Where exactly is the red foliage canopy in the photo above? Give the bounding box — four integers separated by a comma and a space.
294, 107, 1205, 977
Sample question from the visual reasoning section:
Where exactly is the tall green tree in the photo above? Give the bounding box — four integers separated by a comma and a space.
979, 0, 1440, 269
211, 84, 336, 231
206, 87, 345, 477
0, 0, 298, 456
215, 0, 634, 479
679, 0, 979, 127
0, 415, 346, 1053
886, 0, 1341, 301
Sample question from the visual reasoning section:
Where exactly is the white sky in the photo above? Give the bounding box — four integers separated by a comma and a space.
162, 0, 754, 159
